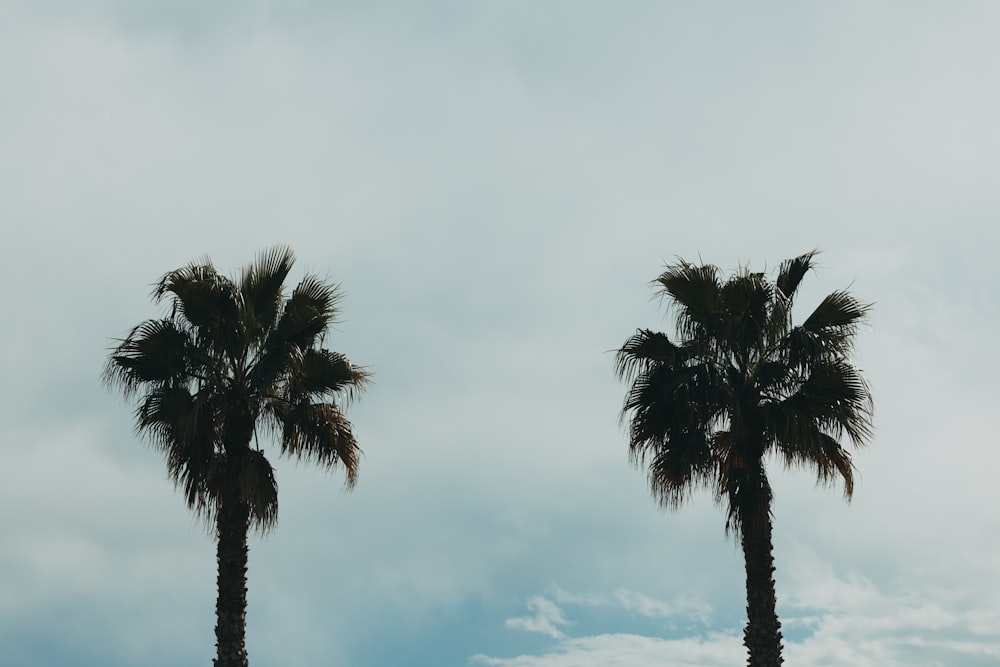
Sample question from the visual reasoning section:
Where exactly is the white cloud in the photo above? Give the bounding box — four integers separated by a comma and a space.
548, 586, 608, 608
545, 585, 713, 624
505, 596, 571, 640
479, 551, 1000, 667
471, 632, 743, 667
614, 589, 712, 624
778, 543, 1000, 666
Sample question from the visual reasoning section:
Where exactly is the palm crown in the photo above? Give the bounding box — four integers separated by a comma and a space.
104, 245, 370, 531
615, 250, 874, 532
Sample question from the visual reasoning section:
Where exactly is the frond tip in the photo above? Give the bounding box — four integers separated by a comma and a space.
614, 329, 681, 381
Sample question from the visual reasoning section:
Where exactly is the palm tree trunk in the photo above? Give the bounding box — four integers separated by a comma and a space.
214, 497, 250, 667
740, 494, 783, 667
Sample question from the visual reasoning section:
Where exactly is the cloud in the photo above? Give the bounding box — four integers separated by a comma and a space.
778, 543, 1000, 666
479, 547, 1000, 666
614, 589, 712, 624
471, 632, 743, 667
546, 585, 713, 623
547, 587, 608, 608
504, 596, 570, 639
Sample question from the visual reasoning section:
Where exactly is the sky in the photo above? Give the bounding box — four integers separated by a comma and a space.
1, 1, 998, 665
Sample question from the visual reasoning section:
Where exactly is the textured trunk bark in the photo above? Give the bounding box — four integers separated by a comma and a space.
740, 496, 783, 667
214, 496, 250, 667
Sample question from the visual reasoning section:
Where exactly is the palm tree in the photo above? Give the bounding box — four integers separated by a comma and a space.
104, 246, 370, 667
615, 251, 873, 667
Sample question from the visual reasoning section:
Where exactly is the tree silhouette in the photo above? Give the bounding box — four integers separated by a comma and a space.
615, 251, 873, 667
105, 246, 369, 667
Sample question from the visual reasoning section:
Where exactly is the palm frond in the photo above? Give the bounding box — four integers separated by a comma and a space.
246, 340, 300, 396
290, 349, 372, 401
778, 291, 869, 371
769, 359, 874, 449
137, 385, 201, 446
655, 261, 722, 342
238, 450, 279, 533
645, 431, 718, 509
623, 363, 698, 441
622, 360, 725, 472
240, 245, 295, 345
754, 361, 791, 400
775, 250, 818, 301
802, 290, 871, 335
719, 462, 773, 537
614, 329, 682, 381
104, 319, 193, 395
776, 429, 856, 499
271, 400, 361, 488
136, 385, 219, 503
781, 327, 829, 372
719, 272, 773, 360
275, 275, 342, 350
152, 257, 217, 301
154, 262, 244, 359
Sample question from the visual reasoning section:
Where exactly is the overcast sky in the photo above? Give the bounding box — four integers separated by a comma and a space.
1, 2, 998, 666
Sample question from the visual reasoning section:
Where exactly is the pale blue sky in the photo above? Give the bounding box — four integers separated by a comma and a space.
1, 2, 998, 665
